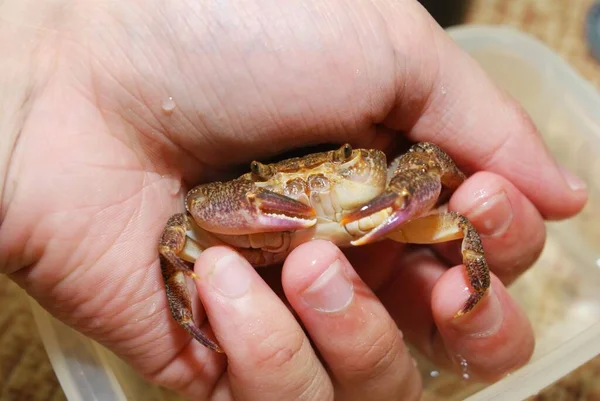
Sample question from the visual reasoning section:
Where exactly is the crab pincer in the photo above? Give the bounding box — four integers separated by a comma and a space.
187, 180, 317, 235
342, 143, 491, 318
341, 177, 438, 247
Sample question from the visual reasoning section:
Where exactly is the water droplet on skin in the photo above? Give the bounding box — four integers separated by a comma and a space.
430, 370, 440, 378
148, 301, 157, 315
456, 355, 471, 381
162, 96, 176, 114
162, 176, 182, 197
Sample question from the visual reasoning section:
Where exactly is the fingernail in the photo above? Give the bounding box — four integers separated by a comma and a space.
558, 165, 587, 191
453, 288, 503, 338
467, 191, 513, 238
210, 253, 251, 298
301, 259, 354, 312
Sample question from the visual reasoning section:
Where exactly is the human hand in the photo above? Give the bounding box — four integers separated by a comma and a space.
0, 0, 587, 400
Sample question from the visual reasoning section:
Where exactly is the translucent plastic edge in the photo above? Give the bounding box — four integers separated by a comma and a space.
28, 297, 128, 401
447, 25, 600, 400
29, 299, 84, 401
447, 25, 600, 119
465, 323, 600, 400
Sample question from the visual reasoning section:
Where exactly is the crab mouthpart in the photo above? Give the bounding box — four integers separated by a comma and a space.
250, 190, 317, 230
342, 190, 413, 246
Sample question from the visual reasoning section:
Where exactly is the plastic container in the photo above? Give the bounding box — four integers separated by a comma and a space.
27, 26, 600, 401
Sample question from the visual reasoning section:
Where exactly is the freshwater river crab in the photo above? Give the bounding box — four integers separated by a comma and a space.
159, 142, 490, 352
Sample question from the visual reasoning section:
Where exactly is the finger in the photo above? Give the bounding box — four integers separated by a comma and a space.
376, 249, 442, 355
282, 240, 422, 401
194, 246, 333, 401
431, 267, 535, 382
342, 239, 406, 290
377, 249, 534, 381
376, 1, 587, 219
435, 171, 546, 283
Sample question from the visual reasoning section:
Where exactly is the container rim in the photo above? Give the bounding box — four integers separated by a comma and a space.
448, 24, 600, 401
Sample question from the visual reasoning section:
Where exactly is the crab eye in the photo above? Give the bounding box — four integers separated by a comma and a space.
343, 144, 352, 159
250, 160, 273, 180
333, 143, 353, 162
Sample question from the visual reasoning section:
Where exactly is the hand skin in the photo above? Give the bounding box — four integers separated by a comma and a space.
0, 0, 588, 400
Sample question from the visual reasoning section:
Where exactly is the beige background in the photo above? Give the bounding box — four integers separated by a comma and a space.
1, 0, 599, 400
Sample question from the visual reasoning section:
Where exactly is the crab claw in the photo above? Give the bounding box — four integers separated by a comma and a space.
187, 181, 317, 235
342, 189, 415, 246
249, 188, 318, 230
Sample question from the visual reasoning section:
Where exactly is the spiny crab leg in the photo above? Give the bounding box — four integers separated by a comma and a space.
342, 142, 491, 316
159, 213, 223, 352
386, 212, 490, 317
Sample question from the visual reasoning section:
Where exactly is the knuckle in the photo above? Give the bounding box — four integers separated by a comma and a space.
341, 322, 402, 380
247, 329, 332, 400
253, 328, 308, 371
293, 368, 333, 401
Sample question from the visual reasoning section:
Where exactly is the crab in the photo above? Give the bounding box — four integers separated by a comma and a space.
159, 142, 490, 352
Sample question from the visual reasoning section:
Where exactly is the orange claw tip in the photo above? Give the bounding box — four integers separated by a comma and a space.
350, 207, 414, 246
452, 291, 486, 319
453, 310, 466, 319
340, 205, 370, 225
184, 271, 200, 280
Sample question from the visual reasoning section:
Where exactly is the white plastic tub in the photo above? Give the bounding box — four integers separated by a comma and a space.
28, 26, 600, 401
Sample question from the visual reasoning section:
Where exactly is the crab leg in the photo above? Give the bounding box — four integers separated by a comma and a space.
342, 142, 490, 316
159, 213, 223, 352
386, 211, 490, 316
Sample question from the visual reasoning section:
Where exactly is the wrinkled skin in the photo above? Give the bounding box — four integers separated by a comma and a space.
160, 142, 490, 352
